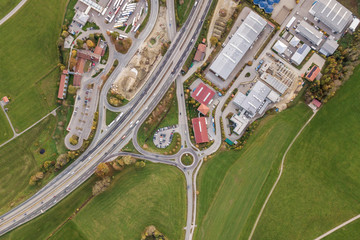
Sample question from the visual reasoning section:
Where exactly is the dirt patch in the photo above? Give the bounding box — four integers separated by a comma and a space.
208, 0, 237, 40
111, 6, 169, 100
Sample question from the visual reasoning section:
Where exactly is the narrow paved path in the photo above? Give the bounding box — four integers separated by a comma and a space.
248, 109, 318, 239
0, 107, 59, 148
0, 0, 28, 26
0, 104, 16, 137
314, 214, 360, 240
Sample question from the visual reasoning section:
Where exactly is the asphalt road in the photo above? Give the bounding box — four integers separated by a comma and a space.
0, 0, 212, 237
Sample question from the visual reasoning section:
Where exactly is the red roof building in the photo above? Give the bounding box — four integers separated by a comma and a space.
311, 99, 322, 108
94, 39, 107, 56
194, 43, 206, 62
197, 103, 209, 115
191, 82, 215, 105
2, 96, 9, 104
306, 65, 321, 82
58, 74, 68, 99
192, 117, 209, 144
73, 58, 86, 86
77, 50, 100, 63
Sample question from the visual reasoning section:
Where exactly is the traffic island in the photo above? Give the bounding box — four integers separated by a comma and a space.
181, 153, 194, 166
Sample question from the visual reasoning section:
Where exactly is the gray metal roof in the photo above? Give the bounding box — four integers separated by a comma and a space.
210, 11, 267, 80
296, 21, 323, 46
291, 44, 311, 66
319, 38, 339, 56
309, 0, 353, 33
235, 81, 272, 117
260, 73, 288, 94
232, 92, 247, 108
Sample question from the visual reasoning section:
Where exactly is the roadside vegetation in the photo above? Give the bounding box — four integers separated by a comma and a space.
135, 0, 151, 38
1, 163, 186, 240
105, 109, 120, 125
175, 0, 195, 28
0, 0, 21, 19
252, 65, 360, 239
0, 0, 67, 132
195, 100, 312, 239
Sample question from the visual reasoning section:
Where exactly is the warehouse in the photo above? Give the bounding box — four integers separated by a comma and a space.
319, 37, 339, 56
191, 82, 215, 105
309, 0, 353, 33
209, 11, 267, 80
296, 21, 323, 46
291, 44, 311, 66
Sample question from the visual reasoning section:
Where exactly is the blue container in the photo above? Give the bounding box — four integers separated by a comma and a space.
259, 1, 268, 9
253, 0, 261, 4
273, 0, 280, 3
265, 5, 274, 13
267, 0, 274, 5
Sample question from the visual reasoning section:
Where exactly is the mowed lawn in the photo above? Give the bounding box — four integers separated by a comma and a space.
0, 109, 13, 144
324, 219, 360, 240
195, 101, 312, 239
253, 66, 360, 239
0, 0, 67, 131
2, 164, 186, 240
0, 0, 22, 19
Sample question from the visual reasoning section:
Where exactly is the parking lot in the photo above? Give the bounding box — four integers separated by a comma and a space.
153, 125, 178, 149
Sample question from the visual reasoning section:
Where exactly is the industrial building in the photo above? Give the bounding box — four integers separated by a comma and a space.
272, 40, 287, 54
209, 11, 267, 80
296, 21, 323, 46
191, 82, 215, 105
232, 81, 277, 118
192, 117, 209, 144
291, 44, 311, 66
260, 73, 288, 94
309, 0, 353, 33
319, 37, 339, 56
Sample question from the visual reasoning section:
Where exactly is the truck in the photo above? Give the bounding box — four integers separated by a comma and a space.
286, 16, 296, 30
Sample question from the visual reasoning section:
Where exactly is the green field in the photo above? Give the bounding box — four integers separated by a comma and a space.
175, 0, 195, 28
0, 105, 72, 215
2, 163, 186, 240
0, 0, 22, 19
324, 219, 360, 240
0, 0, 67, 132
105, 109, 119, 125
195, 101, 312, 239
252, 66, 360, 239
0, 109, 13, 144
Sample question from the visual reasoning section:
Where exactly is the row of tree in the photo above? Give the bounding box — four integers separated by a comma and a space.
305, 30, 360, 103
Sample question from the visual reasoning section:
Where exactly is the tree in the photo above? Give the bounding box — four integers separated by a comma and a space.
95, 162, 111, 178
71, 49, 77, 58
61, 30, 69, 38
92, 176, 111, 195
86, 39, 95, 48
135, 161, 146, 168
67, 85, 77, 95
123, 155, 136, 165
110, 31, 119, 40
55, 153, 69, 169
69, 57, 77, 71
69, 135, 79, 145
210, 36, 218, 47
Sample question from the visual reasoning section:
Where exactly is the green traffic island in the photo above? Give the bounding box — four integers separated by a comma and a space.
181, 154, 194, 166
107, 90, 129, 107
137, 84, 180, 154
105, 109, 120, 125
122, 140, 140, 154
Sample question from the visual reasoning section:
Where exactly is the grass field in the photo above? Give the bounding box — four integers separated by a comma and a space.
324, 219, 360, 240
252, 66, 360, 239
195, 101, 312, 239
105, 109, 119, 125
0, 0, 67, 131
175, 0, 195, 28
0, 110, 13, 144
0, 105, 72, 215
0, 0, 21, 19
2, 163, 186, 240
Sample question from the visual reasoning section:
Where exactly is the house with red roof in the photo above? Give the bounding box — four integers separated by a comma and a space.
306, 65, 321, 82
58, 74, 69, 99
194, 43, 206, 62
311, 99, 322, 109
2, 96, 9, 104
197, 103, 209, 115
192, 117, 209, 144
94, 39, 107, 57
191, 82, 215, 105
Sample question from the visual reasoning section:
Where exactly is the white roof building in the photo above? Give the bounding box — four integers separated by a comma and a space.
296, 21, 323, 46
289, 36, 300, 47
319, 37, 339, 56
291, 44, 311, 66
272, 40, 287, 54
349, 18, 360, 32
210, 11, 267, 80
73, 11, 90, 26
309, 0, 353, 33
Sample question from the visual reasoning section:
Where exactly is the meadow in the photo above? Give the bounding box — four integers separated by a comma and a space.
0, 110, 12, 144
2, 163, 186, 240
0, 0, 67, 131
0, 0, 21, 19
252, 65, 360, 239
195, 100, 312, 239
